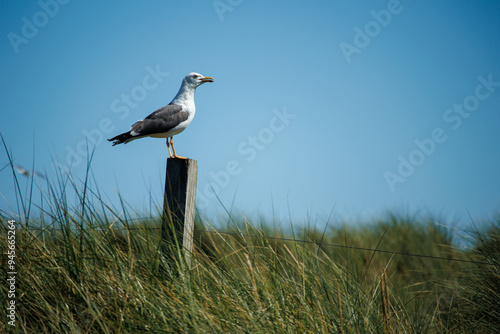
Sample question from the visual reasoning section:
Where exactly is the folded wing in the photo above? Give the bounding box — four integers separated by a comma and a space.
130, 104, 189, 136
108, 104, 189, 145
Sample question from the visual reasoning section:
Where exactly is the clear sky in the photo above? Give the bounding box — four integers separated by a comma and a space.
1, 0, 499, 231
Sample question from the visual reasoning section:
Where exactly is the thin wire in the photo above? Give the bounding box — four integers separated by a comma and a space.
193, 229, 498, 267
7, 224, 498, 267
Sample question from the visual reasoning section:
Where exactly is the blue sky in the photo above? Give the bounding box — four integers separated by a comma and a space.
1, 0, 499, 231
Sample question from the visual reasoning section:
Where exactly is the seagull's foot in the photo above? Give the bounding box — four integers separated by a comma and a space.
169, 138, 186, 159
166, 138, 175, 158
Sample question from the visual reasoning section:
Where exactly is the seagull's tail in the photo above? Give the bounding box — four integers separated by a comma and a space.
108, 132, 133, 146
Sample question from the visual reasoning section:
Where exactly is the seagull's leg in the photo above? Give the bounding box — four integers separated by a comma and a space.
170, 137, 187, 159
166, 137, 174, 159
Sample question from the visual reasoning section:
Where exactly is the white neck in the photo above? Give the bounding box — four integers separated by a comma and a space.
170, 82, 196, 106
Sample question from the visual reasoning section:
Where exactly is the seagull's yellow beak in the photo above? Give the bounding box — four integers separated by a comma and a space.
201, 76, 214, 83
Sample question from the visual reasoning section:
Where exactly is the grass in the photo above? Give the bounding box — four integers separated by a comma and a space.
1, 143, 499, 333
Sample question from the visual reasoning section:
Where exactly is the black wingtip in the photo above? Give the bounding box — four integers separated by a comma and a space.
108, 132, 132, 146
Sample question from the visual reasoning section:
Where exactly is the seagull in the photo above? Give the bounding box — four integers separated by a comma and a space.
108, 72, 214, 159
14, 164, 47, 179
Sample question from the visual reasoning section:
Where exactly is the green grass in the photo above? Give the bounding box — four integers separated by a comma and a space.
1, 144, 499, 333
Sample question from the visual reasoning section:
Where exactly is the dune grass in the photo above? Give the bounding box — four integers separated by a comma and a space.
1, 145, 499, 333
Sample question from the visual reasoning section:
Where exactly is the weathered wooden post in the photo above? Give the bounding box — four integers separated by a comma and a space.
161, 158, 197, 274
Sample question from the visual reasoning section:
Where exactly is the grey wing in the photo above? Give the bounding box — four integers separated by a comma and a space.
130, 104, 189, 136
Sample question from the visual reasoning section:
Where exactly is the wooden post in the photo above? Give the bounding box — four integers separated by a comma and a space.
161, 158, 197, 273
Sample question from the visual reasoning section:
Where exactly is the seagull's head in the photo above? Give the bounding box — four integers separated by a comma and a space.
184, 72, 214, 88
